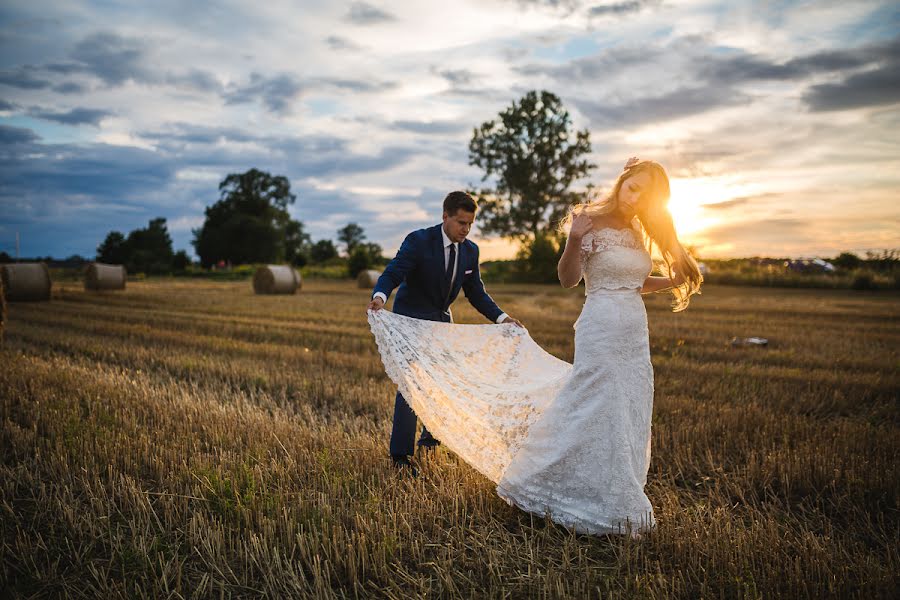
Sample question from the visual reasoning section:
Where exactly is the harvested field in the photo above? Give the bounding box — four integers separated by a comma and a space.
1, 279, 897, 598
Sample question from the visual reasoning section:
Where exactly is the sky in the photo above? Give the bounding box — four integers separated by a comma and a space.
1, 0, 898, 261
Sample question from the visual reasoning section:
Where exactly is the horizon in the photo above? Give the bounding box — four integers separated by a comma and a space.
1, 1, 899, 261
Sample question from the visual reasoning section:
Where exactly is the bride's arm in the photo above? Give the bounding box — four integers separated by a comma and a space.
557, 237, 583, 288
558, 213, 592, 288
640, 259, 687, 293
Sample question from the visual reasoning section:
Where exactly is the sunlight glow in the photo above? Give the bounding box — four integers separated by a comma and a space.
667, 177, 758, 240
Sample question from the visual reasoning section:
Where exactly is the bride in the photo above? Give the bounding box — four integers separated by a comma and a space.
368, 158, 703, 536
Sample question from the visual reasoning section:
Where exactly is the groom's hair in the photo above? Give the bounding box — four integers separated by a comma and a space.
443, 191, 478, 215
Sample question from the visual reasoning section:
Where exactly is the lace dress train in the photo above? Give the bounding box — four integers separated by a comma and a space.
368, 227, 656, 535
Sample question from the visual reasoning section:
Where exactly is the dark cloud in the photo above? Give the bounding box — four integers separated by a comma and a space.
224, 72, 304, 114
0, 121, 423, 257
575, 85, 748, 128
325, 35, 362, 51
587, 1, 654, 17
0, 99, 18, 111
0, 66, 51, 90
344, 2, 396, 25
165, 69, 223, 94
138, 123, 260, 146
52, 81, 87, 94
700, 37, 899, 86
700, 193, 781, 210
0, 124, 40, 145
506, 0, 580, 13
391, 119, 470, 135
0, 139, 175, 199
514, 41, 665, 80
804, 63, 900, 111
436, 68, 476, 86
318, 77, 396, 93
222, 73, 395, 114
70, 32, 151, 85
44, 62, 85, 75
29, 107, 112, 126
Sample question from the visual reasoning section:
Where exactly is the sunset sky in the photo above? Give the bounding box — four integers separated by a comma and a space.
1, 0, 898, 261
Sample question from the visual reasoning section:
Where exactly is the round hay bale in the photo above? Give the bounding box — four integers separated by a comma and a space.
85, 262, 127, 291
253, 265, 301, 295
0, 262, 52, 302
356, 269, 382, 288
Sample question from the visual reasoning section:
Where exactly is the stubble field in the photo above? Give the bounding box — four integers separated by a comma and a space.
1, 279, 898, 598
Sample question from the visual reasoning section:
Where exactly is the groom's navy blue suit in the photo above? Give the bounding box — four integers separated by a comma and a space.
372, 223, 505, 458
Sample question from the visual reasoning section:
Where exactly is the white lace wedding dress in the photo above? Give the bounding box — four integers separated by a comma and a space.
368, 227, 655, 535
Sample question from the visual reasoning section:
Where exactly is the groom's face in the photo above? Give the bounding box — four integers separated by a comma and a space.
443, 209, 476, 243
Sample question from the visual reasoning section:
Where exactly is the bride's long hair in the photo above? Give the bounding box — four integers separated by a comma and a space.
559, 160, 703, 311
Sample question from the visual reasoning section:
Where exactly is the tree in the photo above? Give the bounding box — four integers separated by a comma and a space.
96, 231, 128, 265
310, 239, 338, 263
832, 252, 862, 271
347, 242, 384, 278
515, 232, 563, 283
192, 169, 306, 268
284, 220, 312, 267
173, 250, 192, 271
468, 90, 595, 240
337, 222, 366, 256
125, 218, 175, 274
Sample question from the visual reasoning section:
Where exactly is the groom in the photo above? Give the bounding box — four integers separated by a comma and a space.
366, 191, 522, 474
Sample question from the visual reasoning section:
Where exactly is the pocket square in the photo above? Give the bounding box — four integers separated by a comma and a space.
464, 269, 473, 275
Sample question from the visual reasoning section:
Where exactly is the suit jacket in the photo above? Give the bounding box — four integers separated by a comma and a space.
373, 224, 503, 323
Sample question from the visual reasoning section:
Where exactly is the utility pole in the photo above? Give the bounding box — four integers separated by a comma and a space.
15, 231, 20, 261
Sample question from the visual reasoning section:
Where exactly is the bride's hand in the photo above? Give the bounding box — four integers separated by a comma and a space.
569, 212, 593, 242
624, 156, 640, 170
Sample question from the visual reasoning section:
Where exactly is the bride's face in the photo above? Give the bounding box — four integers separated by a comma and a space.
616, 171, 652, 219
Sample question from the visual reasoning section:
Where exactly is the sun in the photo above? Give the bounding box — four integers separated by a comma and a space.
666, 177, 756, 240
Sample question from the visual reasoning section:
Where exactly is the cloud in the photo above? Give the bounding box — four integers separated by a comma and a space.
52, 81, 87, 94
325, 35, 363, 52
0, 124, 40, 145
165, 69, 223, 94
700, 194, 781, 210
344, 2, 396, 25
699, 36, 900, 87
391, 119, 470, 134
70, 32, 151, 86
318, 77, 396, 93
435, 68, 477, 86
804, 64, 900, 111
587, 1, 655, 18
223, 72, 304, 114
222, 72, 395, 114
0, 66, 51, 90
506, 0, 580, 13
575, 85, 748, 128
29, 106, 113, 126
0, 99, 19, 111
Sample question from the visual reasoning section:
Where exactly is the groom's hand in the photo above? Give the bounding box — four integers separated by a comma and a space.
367, 296, 385, 312
501, 316, 524, 328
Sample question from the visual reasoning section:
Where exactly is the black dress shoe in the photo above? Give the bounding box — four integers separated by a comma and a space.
391, 455, 418, 478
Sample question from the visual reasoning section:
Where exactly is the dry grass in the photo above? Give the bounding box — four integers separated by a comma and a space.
1, 279, 898, 598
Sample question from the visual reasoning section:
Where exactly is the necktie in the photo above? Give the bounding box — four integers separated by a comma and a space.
445, 243, 456, 288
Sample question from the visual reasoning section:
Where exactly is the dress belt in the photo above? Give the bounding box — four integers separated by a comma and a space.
586, 287, 641, 296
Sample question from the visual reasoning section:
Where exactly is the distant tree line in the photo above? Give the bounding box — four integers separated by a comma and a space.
189, 169, 384, 276
96, 218, 190, 275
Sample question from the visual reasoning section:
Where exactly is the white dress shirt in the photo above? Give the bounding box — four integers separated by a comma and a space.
373, 225, 508, 324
